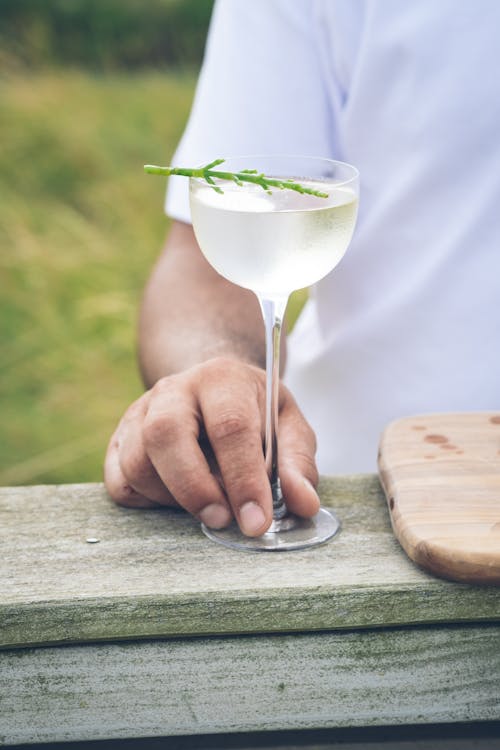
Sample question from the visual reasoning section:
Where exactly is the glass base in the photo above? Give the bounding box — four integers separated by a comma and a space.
201, 507, 341, 552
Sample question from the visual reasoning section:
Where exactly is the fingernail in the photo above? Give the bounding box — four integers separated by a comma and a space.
239, 502, 267, 536
199, 503, 231, 529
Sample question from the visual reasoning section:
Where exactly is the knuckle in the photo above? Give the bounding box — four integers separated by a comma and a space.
119, 448, 151, 486
203, 356, 238, 375
210, 411, 251, 442
148, 373, 188, 409
196, 357, 255, 389
122, 396, 146, 423
149, 374, 178, 397
143, 412, 179, 449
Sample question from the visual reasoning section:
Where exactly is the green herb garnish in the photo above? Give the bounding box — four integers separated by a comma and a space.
144, 158, 329, 198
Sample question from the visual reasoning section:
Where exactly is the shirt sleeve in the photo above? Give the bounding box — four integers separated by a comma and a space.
165, 0, 337, 223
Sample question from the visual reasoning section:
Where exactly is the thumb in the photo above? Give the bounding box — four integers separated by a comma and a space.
277, 391, 320, 518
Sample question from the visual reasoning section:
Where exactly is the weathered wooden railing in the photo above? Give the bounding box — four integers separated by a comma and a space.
1, 476, 499, 745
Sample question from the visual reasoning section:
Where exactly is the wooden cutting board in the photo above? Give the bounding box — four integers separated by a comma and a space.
378, 412, 500, 584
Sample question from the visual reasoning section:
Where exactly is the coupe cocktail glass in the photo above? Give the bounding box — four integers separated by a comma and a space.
189, 156, 359, 550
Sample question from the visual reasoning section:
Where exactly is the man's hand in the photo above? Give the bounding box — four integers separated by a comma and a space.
104, 357, 320, 536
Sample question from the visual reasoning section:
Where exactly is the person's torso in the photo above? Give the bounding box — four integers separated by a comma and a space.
287, 0, 500, 473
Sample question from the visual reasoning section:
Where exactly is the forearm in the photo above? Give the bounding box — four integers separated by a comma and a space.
138, 220, 278, 387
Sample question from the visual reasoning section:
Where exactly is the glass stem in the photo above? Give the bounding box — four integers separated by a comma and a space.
258, 296, 289, 521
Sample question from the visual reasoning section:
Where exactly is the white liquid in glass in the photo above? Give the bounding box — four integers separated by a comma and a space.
190, 179, 358, 297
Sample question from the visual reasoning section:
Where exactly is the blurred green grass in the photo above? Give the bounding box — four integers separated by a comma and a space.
0, 69, 307, 486
0, 0, 214, 71
0, 70, 195, 485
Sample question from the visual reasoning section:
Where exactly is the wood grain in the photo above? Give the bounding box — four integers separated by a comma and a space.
378, 412, 500, 584
2, 477, 500, 744
1, 625, 499, 744
1, 476, 499, 648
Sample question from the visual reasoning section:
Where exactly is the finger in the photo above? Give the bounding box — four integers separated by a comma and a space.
200, 378, 272, 537
277, 388, 320, 518
118, 399, 179, 506
104, 428, 163, 509
143, 379, 233, 529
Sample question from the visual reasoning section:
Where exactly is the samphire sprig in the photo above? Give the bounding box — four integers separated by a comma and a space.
144, 158, 329, 198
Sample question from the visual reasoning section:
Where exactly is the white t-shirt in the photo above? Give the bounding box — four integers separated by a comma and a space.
166, 0, 500, 474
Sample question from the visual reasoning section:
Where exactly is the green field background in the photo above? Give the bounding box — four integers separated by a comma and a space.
0, 2, 306, 487
1, 69, 196, 485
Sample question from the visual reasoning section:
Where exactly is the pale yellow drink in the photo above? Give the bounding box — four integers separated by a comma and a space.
190, 179, 358, 297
